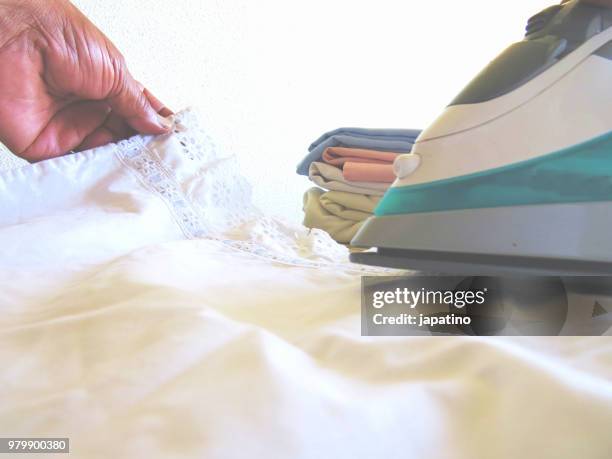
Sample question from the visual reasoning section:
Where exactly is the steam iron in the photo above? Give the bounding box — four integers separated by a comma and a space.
351, 0, 612, 275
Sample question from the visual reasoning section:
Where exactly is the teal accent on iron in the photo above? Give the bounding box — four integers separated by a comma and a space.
375, 130, 612, 217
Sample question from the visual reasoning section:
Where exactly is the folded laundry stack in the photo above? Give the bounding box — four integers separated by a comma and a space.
298, 127, 421, 245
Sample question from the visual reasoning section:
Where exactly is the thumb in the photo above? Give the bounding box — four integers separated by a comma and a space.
107, 71, 172, 135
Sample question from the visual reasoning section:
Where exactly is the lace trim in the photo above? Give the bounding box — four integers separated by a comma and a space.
218, 239, 396, 274
113, 135, 209, 240
112, 109, 397, 274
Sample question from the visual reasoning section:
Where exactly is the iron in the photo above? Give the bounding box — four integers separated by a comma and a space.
351, 0, 612, 275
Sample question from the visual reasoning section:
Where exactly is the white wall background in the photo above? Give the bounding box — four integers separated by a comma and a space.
1, 0, 552, 221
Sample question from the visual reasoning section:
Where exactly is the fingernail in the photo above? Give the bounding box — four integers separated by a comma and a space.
156, 113, 173, 130
159, 107, 174, 117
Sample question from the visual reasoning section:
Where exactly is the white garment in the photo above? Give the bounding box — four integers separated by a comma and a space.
1, 110, 611, 459
0, 143, 25, 173
309, 161, 388, 195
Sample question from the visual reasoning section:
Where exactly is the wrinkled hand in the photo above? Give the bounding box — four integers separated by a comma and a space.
0, 0, 172, 162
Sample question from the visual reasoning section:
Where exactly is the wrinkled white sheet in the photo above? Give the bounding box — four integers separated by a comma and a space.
0, 110, 611, 459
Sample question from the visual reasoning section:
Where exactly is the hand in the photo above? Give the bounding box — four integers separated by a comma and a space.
0, 0, 173, 162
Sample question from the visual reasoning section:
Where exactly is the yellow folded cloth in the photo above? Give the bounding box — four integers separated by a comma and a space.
302, 188, 380, 244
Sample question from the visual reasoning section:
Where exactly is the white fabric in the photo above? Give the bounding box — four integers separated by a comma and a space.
1, 110, 611, 459
0, 144, 25, 173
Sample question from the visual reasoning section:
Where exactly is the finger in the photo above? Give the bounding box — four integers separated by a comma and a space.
76, 111, 136, 151
20, 101, 111, 162
103, 111, 137, 139
106, 69, 172, 135
75, 128, 115, 152
143, 87, 174, 117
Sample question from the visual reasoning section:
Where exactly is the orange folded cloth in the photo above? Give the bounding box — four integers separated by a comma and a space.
322, 147, 399, 183
322, 147, 398, 166
343, 162, 396, 183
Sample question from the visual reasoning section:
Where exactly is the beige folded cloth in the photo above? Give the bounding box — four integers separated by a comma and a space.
308, 162, 388, 196
320, 190, 380, 219
302, 187, 380, 244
